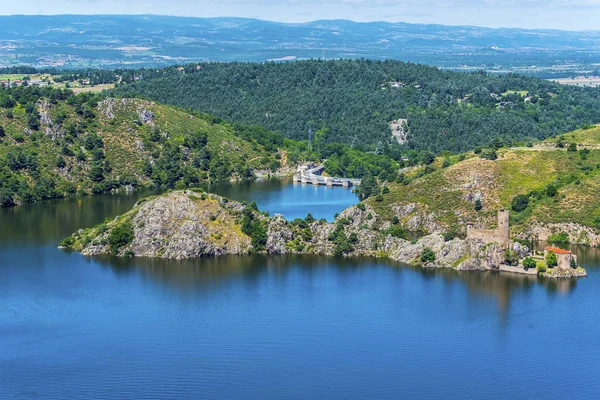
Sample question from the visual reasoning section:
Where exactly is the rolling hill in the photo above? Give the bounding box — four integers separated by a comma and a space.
1, 15, 600, 71
0, 86, 295, 207
365, 125, 600, 245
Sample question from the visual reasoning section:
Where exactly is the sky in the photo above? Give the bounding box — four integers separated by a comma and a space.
3, 0, 600, 31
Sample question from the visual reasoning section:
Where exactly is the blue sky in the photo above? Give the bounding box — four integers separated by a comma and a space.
3, 0, 600, 31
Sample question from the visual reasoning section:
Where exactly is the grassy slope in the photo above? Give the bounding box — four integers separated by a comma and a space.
368, 127, 600, 233
0, 98, 277, 204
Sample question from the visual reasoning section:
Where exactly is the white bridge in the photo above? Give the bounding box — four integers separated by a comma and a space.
293, 165, 361, 188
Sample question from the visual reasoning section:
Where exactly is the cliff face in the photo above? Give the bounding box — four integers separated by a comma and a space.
64, 190, 539, 275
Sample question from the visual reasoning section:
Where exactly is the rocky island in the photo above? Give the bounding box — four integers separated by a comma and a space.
60, 190, 587, 279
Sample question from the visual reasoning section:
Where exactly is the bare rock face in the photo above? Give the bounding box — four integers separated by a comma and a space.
80, 191, 251, 259
519, 223, 600, 247
45, 125, 64, 141
138, 107, 154, 126
393, 203, 443, 233
98, 98, 116, 119
131, 192, 250, 258
266, 214, 295, 254
338, 204, 377, 229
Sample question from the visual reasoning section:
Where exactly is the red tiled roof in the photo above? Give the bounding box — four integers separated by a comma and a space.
545, 246, 571, 255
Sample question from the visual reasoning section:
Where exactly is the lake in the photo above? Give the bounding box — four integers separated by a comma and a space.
1, 182, 599, 399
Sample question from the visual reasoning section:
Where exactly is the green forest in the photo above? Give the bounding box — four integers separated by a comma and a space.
0, 84, 404, 207
110, 59, 600, 153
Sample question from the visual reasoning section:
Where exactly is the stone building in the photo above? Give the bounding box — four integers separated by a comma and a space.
466, 209, 511, 245
544, 246, 577, 269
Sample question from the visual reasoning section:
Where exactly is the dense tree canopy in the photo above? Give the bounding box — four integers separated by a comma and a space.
111, 59, 600, 153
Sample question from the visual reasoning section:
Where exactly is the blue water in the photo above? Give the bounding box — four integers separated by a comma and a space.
1, 184, 599, 399
204, 178, 358, 221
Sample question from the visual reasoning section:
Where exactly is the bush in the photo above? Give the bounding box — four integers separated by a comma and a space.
480, 148, 497, 160
59, 236, 75, 248
567, 143, 577, 152
108, 221, 135, 254
511, 194, 529, 212
545, 251, 558, 268
548, 232, 569, 243
545, 184, 558, 197
443, 231, 457, 242
474, 199, 482, 211
536, 261, 548, 274
56, 156, 66, 169
504, 249, 519, 266
523, 257, 536, 270
441, 158, 451, 168
570, 256, 577, 269
356, 202, 366, 211
384, 225, 406, 239
420, 247, 436, 263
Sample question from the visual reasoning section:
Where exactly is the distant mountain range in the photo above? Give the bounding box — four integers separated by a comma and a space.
1, 15, 600, 73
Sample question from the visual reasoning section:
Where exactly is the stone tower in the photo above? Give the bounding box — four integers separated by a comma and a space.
497, 209, 510, 243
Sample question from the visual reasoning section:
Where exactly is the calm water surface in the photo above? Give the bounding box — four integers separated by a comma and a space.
1, 183, 599, 399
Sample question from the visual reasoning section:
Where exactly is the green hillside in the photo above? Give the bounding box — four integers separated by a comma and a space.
365, 128, 600, 237
0, 86, 294, 207
111, 60, 600, 152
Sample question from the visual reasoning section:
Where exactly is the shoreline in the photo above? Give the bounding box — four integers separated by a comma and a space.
60, 190, 587, 279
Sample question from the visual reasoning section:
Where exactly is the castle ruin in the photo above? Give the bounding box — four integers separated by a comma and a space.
466, 209, 510, 245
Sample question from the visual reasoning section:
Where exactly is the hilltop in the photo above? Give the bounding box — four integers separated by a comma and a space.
364, 126, 600, 245
0, 86, 298, 207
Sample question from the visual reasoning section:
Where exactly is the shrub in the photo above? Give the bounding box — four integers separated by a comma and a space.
570, 256, 577, 269
108, 221, 135, 254
523, 257, 536, 270
545, 184, 558, 197
545, 251, 558, 268
567, 142, 577, 152
59, 236, 75, 248
504, 249, 519, 266
441, 158, 451, 168
548, 232, 569, 243
356, 202, 366, 211
384, 225, 406, 239
56, 156, 66, 169
382, 185, 390, 194
474, 199, 482, 211
480, 148, 497, 160
511, 194, 529, 212
420, 247, 436, 263
443, 231, 457, 242
392, 215, 399, 225
536, 261, 548, 274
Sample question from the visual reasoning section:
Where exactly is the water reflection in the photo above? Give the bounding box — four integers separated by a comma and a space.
90, 253, 579, 317
0, 190, 157, 244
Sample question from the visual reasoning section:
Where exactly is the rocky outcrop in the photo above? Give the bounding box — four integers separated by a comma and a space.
62, 190, 585, 278
76, 191, 252, 259
138, 107, 154, 125
98, 98, 116, 119
517, 222, 600, 247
